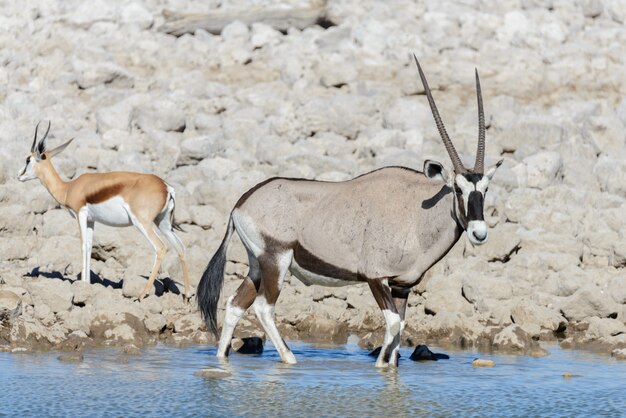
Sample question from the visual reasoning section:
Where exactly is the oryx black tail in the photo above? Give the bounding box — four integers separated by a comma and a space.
197, 216, 234, 337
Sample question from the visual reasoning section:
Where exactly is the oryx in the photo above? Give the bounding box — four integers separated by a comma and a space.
197, 57, 503, 367
17, 122, 191, 300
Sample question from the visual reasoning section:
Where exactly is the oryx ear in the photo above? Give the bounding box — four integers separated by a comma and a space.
486, 159, 504, 180
47, 138, 75, 158
424, 160, 452, 185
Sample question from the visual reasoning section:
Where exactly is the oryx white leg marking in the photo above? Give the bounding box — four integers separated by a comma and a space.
253, 250, 296, 365
253, 295, 296, 365
378, 309, 402, 368
217, 295, 245, 357
217, 248, 260, 358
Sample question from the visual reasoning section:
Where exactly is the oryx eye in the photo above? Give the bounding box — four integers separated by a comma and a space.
26, 156, 30, 164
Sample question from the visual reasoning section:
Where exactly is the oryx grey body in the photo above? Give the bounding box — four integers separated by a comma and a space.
235, 169, 460, 288
198, 58, 503, 367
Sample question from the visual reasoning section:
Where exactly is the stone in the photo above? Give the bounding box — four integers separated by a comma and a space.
492, 324, 534, 353
472, 359, 495, 368
560, 286, 619, 322
122, 276, 154, 299
121, 344, 141, 355
144, 314, 166, 333
26, 280, 73, 313
133, 100, 186, 133
611, 348, 626, 360
0, 290, 21, 320
194, 368, 231, 379
231, 337, 264, 354
583, 317, 625, 340
409, 345, 450, 361
522, 152, 562, 189
120, 2, 153, 29
173, 314, 205, 334
58, 353, 84, 363
510, 302, 566, 333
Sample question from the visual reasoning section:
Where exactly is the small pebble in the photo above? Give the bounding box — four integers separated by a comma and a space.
58, 353, 84, 363
121, 344, 141, 355
472, 358, 495, 368
194, 368, 232, 379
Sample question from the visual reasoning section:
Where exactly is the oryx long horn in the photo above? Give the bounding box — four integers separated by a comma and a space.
413, 55, 465, 174
474, 69, 485, 173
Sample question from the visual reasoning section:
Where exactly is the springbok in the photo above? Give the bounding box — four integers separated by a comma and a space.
17, 122, 190, 301
197, 57, 503, 367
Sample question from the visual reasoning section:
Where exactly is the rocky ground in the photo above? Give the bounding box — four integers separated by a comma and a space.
0, 0, 625, 358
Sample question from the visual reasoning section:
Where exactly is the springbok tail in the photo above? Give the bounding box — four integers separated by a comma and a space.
166, 184, 185, 232
197, 215, 235, 337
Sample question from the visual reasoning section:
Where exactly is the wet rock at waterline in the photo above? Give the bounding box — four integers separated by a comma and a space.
231, 337, 264, 355
472, 359, 496, 368
57, 353, 84, 363
194, 368, 232, 379
409, 345, 450, 361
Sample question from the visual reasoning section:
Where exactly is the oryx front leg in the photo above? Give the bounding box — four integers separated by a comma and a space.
77, 209, 94, 283
368, 279, 402, 368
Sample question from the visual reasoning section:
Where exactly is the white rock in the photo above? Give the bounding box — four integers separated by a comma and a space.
523, 151, 562, 189
120, 3, 153, 30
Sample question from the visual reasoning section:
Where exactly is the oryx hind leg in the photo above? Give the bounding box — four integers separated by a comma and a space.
368, 279, 403, 368
217, 251, 260, 358
253, 251, 296, 364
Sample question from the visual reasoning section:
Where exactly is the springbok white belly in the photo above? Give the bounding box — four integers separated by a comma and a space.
87, 196, 132, 227
289, 258, 354, 287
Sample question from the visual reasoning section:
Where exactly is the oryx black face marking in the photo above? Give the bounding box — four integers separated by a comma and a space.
467, 191, 484, 221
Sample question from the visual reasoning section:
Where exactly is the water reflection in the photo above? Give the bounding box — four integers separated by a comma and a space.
1, 342, 625, 417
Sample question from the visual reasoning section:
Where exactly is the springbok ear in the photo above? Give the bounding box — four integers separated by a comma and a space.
486, 159, 504, 180
424, 160, 452, 185
35, 135, 47, 160
47, 138, 75, 158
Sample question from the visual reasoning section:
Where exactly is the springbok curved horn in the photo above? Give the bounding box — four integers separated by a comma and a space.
413, 55, 465, 174
31, 121, 42, 153
36, 121, 51, 156
474, 69, 485, 173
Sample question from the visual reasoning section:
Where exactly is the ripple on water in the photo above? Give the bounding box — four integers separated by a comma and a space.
0, 342, 625, 417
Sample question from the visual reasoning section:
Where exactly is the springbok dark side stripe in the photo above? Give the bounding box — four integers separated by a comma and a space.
85, 183, 124, 204
467, 191, 484, 221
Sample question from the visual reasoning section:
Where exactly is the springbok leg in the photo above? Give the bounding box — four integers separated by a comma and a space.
217, 253, 260, 357
367, 279, 402, 368
130, 215, 167, 301
253, 251, 296, 364
156, 216, 191, 299
77, 209, 94, 283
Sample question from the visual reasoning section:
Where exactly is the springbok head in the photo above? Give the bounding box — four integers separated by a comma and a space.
17, 122, 74, 182
415, 57, 503, 245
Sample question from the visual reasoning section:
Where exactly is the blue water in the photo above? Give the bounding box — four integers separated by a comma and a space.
0, 342, 624, 417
